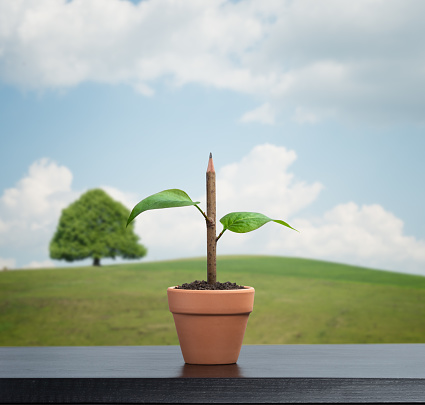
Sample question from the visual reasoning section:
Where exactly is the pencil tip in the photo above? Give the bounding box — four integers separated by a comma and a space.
207, 152, 215, 172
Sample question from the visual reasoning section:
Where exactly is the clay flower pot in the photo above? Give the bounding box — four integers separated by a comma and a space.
167, 286, 255, 365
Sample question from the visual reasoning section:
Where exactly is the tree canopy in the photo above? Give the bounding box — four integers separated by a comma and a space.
50, 189, 147, 266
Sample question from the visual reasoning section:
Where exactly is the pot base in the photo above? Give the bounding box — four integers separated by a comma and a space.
173, 313, 250, 365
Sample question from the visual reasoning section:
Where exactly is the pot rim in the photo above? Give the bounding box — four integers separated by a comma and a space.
167, 286, 254, 293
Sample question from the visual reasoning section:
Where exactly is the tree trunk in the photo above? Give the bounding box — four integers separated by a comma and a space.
93, 257, 101, 266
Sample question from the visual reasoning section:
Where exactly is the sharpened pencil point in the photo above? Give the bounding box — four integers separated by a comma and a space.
207, 153, 215, 173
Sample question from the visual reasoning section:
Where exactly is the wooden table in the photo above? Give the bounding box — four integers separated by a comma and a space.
1, 344, 424, 403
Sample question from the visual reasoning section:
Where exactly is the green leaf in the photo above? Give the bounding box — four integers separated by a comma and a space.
219, 212, 298, 234
126, 189, 200, 227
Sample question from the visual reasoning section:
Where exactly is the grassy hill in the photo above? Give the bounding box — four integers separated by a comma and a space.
1, 255, 424, 346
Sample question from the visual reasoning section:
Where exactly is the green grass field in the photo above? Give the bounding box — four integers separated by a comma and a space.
1, 255, 424, 346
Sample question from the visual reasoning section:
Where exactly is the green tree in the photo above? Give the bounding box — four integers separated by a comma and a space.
50, 189, 147, 266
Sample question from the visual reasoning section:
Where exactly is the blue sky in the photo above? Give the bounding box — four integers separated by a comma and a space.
1, 0, 424, 275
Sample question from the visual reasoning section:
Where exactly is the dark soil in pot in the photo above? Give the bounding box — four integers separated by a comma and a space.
174, 280, 245, 290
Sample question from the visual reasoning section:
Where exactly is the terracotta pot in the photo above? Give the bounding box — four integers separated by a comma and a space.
167, 286, 255, 365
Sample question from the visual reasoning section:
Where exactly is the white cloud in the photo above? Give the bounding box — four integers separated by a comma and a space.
1, 0, 425, 124
240, 103, 275, 125
268, 203, 425, 276
0, 158, 78, 266
216, 144, 322, 219
1, 158, 73, 217
0, 0, 267, 93
132, 206, 206, 262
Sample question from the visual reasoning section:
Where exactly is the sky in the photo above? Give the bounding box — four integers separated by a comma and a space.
0, 0, 425, 275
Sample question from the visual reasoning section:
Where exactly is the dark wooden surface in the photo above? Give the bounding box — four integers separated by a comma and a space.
1, 344, 425, 403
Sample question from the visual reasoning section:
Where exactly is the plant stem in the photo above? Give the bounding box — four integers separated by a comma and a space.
195, 204, 209, 221
206, 153, 216, 285
216, 229, 226, 243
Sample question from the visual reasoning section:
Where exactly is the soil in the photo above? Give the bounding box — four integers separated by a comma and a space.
174, 280, 245, 290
